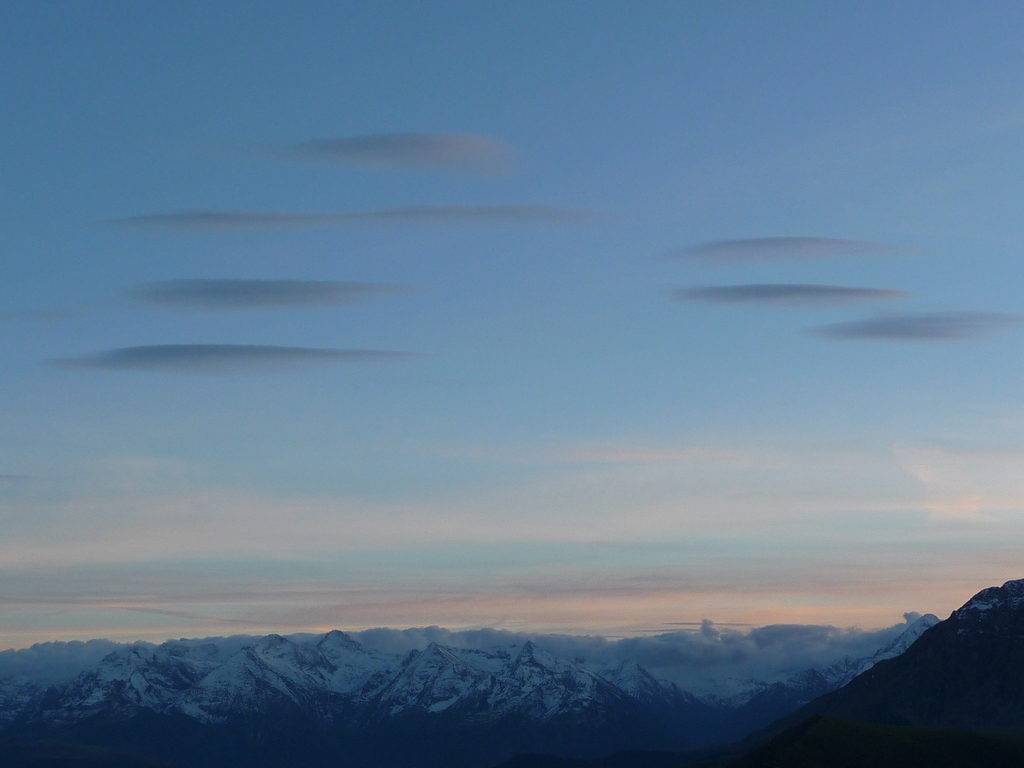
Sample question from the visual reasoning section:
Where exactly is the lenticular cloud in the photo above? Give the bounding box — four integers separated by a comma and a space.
675, 237, 899, 262
678, 284, 905, 306
52, 345, 414, 373
131, 279, 406, 310
110, 205, 603, 230
814, 312, 1019, 341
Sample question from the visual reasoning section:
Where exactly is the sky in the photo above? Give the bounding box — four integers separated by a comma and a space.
3, 2, 1024, 651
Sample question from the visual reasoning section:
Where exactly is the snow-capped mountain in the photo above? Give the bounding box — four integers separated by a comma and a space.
174, 634, 339, 722
952, 578, 1024, 619
496, 641, 622, 718
35, 641, 226, 723
0, 622, 940, 730
596, 660, 702, 711
0, 613, 944, 768
817, 611, 941, 690
0, 680, 41, 727
347, 640, 631, 722
0, 633, 706, 768
375, 642, 497, 716
3, 634, 653, 728
316, 629, 398, 697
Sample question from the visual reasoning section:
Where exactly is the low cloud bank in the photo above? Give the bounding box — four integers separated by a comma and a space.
350, 619, 919, 690
0, 640, 122, 684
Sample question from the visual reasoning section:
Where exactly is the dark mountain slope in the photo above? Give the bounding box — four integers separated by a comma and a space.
495, 717, 1024, 768
492, 745, 735, 768
779, 579, 1024, 731
732, 716, 1024, 768
0, 740, 175, 768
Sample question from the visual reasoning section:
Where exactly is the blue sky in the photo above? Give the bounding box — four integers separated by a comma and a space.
3, 2, 1024, 649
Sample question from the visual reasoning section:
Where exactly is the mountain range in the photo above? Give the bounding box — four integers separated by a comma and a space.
0, 612, 940, 768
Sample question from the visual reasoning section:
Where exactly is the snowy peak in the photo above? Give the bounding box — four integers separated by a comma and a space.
818, 613, 941, 689
955, 579, 1024, 618
510, 640, 554, 676
174, 635, 335, 722
514, 640, 538, 663
0, 681, 40, 726
377, 643, 494, 714
38, 643, 218, 721
510, 640, 581, 679
497, 641, 613, 718
316, 630, 398, 696
944, 579, 1024, 640
318, 629, 362, 652
872, 613, 940, 662
245, 634, 336, 682
511, 640, 582, 670
370, 641, 620, 720
598, 661, 667, 702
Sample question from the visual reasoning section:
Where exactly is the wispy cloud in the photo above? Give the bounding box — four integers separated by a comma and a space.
427, 442, 779, 468
678, 284, 906, 306
109, 205, 604, 231
130, 279, 410, 310
814, 312, 1019, 341
893, 441, 1024, 520
673, 237, 900, 262
273, 132, 516, 175
50, 345, 415, 373
550, 445, 771, 466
